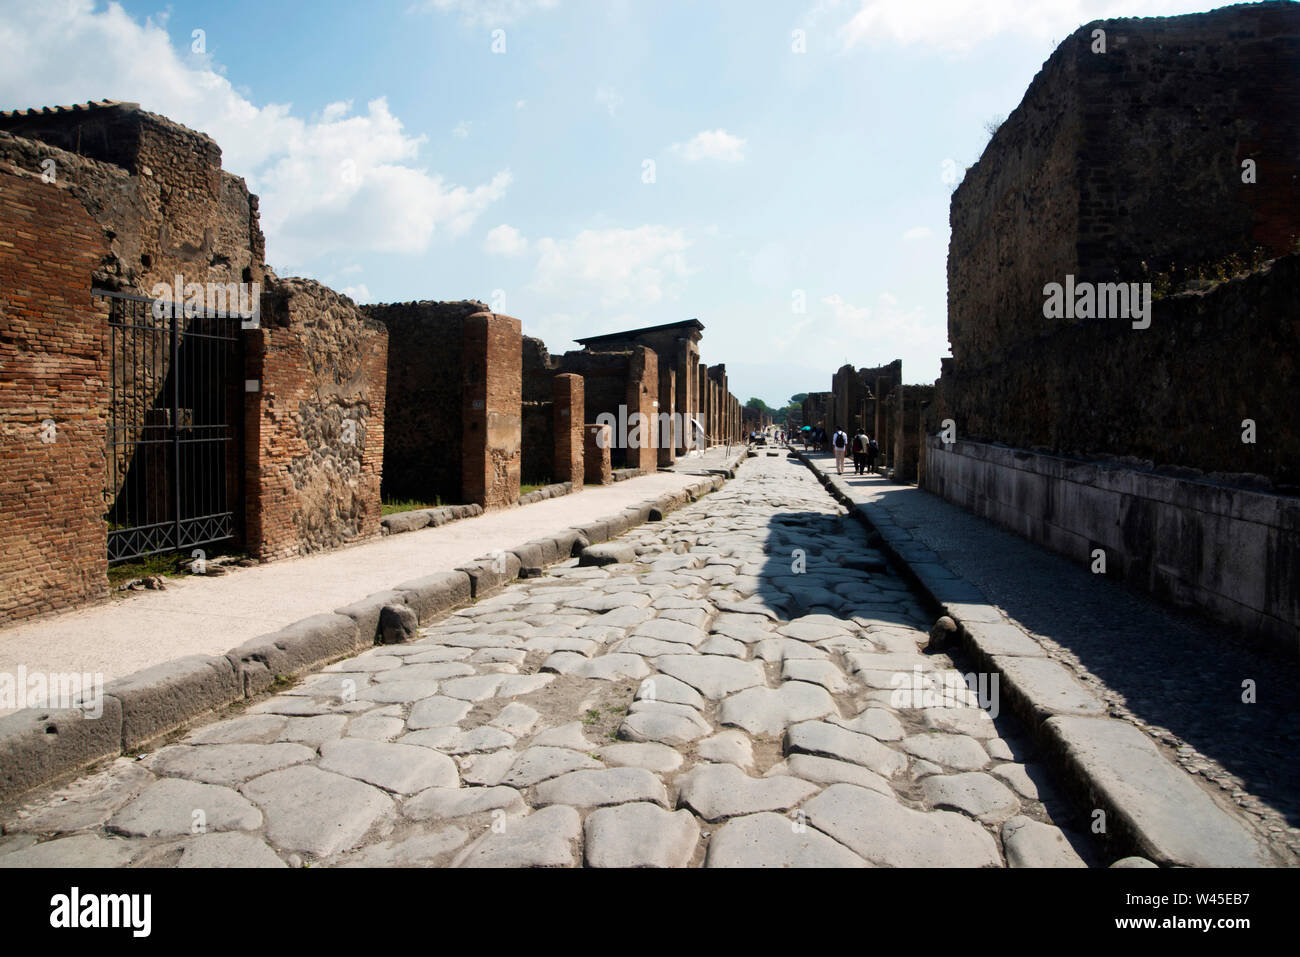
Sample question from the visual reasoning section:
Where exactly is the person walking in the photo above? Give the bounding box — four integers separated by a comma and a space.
867, 435, 881, 474
851, 430, 869, 474
831, 427, 849, 474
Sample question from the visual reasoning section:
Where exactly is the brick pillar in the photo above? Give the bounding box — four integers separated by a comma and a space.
702, 361, 712, 447
627, 345, 658, 473
584, 424, 612, 485
553, 373, 584, 490
462, 311, 521, 509
658, 366, 676, 467
674, 341, 693, 455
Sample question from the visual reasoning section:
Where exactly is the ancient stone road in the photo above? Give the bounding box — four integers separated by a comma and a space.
0, 454, 1093, 867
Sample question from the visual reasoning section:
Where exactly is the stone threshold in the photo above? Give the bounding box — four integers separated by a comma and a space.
0, 461, 745, 807
793, 447, 1272, 868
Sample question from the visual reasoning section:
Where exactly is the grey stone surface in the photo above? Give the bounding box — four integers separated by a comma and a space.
921, 772, 1021, 823
0, 833, 140, 868
173, 831, 287, 868
899, 733, 989, 771
597, 742, 684, 773
785, 721, 908, 778
656, 655, 766, 699
106, 654, 243, 752
829, 708, 904, 742
619, 704, 711, 745
535, 767, 669, 808
706, 812, 868, 868
579, 543, 637, 566
5, 760, 154, 834
780, 754, 893, 795
147, 743, 315, 787
676, 763, 819, 821
406, 695, 474, 729
697, 730, 754, 768
499, 747, 602, 787
717, 682, 836, 736
1002, 815, 1088, 868
635, 674, 705, 708
404, 785, 527, 822
993, 656, 1106, 721
107, 777, 262, 837
318, 739, 460, 794
453, 804, 581, 867
584, 802, 699, 867
803, 784, 1002, 867
240, 766, 394, 858
1044, 716, 1269, 867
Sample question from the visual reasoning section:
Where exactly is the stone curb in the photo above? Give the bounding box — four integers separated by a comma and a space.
379, 502, 485, 536
0, 459, 740, 806
793, 448, 1270, 867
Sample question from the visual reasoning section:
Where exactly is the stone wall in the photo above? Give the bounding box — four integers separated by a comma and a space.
246, 278, 387, 560
948, 3, 1300, 371
0, 164, 111, 623
462, 312, 522, 510
553, 374, 584, 488
925, 437, 1299, 653
365, 300, 483, 504
933, 254, 1300, 489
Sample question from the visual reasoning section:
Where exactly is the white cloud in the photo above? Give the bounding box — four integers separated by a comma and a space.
672, 129, 747, 163
484, 224, 529, 256
423, 0, 560, 26
836, 0, 1216, 54
515, 99, 527, 110
0, 1, 510, 269
531, 226, 691, 308
902, 226, 932, 241
452, 120, 471, 138
595, 86, 623, 117
341, 283, 371, 303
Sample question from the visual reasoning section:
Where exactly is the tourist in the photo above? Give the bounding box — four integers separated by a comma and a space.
831, 427, 849, 474
867, 435, 881, 473
851, 430, 869, 474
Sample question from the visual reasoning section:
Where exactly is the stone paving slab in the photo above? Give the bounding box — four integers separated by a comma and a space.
0, 453, 1110, 868
798, 449, 1291, 866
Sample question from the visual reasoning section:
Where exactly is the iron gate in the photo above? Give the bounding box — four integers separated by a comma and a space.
100, 290, 243, 563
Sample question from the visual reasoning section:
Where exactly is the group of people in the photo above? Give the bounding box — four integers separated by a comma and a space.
830, 427, 881, 476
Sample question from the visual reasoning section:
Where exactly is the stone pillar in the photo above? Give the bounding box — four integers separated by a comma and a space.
675, 341, 694, 455
658, 366, 676, 468
584, 424, 612, 485
627, 345, 658, 473
697, 363, 709, 447
553, 372, 583, 490
462, 311, 521, 509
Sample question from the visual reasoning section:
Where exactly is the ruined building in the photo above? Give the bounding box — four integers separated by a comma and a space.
0, 102, 748, 625
926, 2, 1300, 649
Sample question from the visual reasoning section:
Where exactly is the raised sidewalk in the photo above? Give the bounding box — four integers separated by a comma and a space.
797, 448, 1292, 867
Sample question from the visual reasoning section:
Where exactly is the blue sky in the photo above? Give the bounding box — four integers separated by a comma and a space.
1, 0, 1220, 406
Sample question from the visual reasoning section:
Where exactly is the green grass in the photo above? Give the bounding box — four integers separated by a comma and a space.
520, 482, 553, 495
381, 496, 446, 516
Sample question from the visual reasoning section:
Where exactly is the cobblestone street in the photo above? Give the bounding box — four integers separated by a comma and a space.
0, 453, 1094, 868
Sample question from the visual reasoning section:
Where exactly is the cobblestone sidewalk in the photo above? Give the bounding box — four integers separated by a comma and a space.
0, 453, 1095, 868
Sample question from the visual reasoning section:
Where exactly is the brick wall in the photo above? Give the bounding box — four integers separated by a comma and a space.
0, 167, 111, 623
463, 312, 521, 510
554, 373, 584, 488
627, 345, 658, 472
246, 278, 387, 559
365, 300, 483, 504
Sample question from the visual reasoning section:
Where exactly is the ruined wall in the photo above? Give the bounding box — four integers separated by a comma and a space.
365, 300, 483, 504
936, 254, 1300, 488
0, 109, 265, 297
553, 374, 584, 488
891, 384, 935, 485
948, 3, 1300, 370
556, 349, 639, 469
0, 165, 111, 623
462, 312, 521, 509
246, 279, 386, 560
801, 392, 832, 433
626, 346, 659, 472
521, 402, 554, 485
926, 437, 1299, 653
